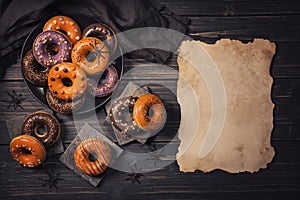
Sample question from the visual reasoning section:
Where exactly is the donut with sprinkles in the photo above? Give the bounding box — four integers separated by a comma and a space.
33, 30, 72, 68
10, 135, 46, 168
48, 62, 87, 101
109, 96, 141, 134
43, 15, 81, 45
88, 64, 119, 98
22, 111, 61, 149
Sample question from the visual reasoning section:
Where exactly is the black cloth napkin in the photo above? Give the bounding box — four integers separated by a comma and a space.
0, 0, 188, 79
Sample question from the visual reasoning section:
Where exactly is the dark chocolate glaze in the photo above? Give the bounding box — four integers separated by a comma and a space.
109, 96, 140, 134
22, 50, 49, 86
22, 111, 61, 149
82, 23, 118, 55
46, 89, 85, 114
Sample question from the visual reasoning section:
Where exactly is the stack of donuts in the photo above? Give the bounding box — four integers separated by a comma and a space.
10, 111, 61, 167
22, 15, 119, 114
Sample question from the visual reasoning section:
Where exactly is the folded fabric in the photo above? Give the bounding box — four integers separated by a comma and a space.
0, 0, 188, 79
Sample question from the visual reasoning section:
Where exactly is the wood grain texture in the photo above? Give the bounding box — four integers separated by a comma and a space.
159, 0, 300, 16
0, 0, 300, 199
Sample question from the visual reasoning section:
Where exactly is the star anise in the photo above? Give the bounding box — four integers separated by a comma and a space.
1, 90, 25, 110
125, 172, 144, 184
124, 163, 144, 184
38, 169, 64, 189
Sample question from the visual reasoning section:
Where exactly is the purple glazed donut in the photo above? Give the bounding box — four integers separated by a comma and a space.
33, 30, 72, 68
88, 64, 119, 97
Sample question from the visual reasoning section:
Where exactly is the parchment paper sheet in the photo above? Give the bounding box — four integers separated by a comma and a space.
176, 39, 276, 173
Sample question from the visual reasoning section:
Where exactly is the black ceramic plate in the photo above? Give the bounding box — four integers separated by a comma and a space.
20, 14, 123, 114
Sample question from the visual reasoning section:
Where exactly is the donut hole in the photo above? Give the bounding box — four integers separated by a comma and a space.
98, 70, 108, 84
89, 32, 107, 41
22, 148, 32, 155
34, 124, 48, 137
57, 29, 68, 36
86, 51, 97, 63
62, 78, 73, 87
36, 64, 48, 72
45, 42, 59, 56
88, 152, 98, 162
147, 107, 155, 118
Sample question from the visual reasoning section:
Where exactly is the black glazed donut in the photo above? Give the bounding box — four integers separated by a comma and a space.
109, 96, 141, 134
22, 111, 61, 149
22, 50, 49, 86
46, 89, 85, 114
33, 30, 72, 68
82, 23, 118, 55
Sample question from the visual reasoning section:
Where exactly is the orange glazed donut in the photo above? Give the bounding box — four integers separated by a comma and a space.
48, 62, 87, 101
74, 138, 111, 176
133, 94, 167, 132
43, 15, 81, 45
71, 37, 110, 75
10, 135, 46, 167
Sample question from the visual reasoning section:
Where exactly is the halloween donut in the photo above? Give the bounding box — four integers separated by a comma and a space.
22, 111, 60, 149
74, 138, 111, 176
133, 94, 167, 132
71, 37, 110, 75
33, 30, 72, 68
48, 62, 87, 101
22, 50, 49, 86
109, 96, 140, 134
10, 135, 46, 167
46, 89, 85, 114
43, 15, 81, 45
88, 64, 119, 97
82, 23, 118, 55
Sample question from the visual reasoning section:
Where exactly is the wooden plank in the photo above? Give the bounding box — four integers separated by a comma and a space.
0, 140, 300, 198
188, 15, 300, 42
158, 0, 300, 16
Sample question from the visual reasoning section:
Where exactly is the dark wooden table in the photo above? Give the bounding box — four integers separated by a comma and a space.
1, 0, 300, 199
